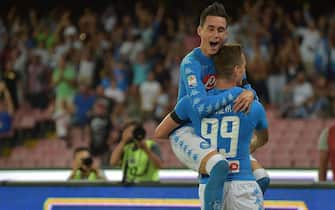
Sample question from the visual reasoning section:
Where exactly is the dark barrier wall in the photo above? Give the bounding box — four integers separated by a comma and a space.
0, 182, 335, 210
0, 0, 334, 19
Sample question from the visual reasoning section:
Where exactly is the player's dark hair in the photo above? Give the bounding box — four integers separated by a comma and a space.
213, 44, 243, 79
199, 2, 230, 26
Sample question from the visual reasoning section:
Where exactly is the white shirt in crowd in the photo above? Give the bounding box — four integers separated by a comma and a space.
105, 87, 125, 103
293, 81, 314, 107
296, 27, 321, 63
139, 80, 161, 112
78, 60, 95, 84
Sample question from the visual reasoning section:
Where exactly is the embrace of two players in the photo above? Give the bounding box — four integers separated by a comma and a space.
155, 2, 269, 210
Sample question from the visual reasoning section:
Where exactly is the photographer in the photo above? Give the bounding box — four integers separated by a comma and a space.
68, 147, 105, 181
110, 121, 162, 183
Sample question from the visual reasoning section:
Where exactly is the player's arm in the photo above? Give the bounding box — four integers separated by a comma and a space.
250, 102, 269, 153
250, 130, 268, 153
155, 97, 189, 139
181, 59, 246, 117
155, 113, 181, 139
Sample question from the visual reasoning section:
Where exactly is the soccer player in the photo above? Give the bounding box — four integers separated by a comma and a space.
169, 1, 270, 198
156, 44, 269, 209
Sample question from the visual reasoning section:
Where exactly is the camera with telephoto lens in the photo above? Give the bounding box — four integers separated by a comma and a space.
132, 125, 146, 141
81, 157, 93, 167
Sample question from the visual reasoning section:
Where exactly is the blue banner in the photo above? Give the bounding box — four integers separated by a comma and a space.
0, 183, 333, 210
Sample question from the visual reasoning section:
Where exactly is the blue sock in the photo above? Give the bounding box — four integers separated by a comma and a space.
204, 160, 229, 210
256, 176, 270, 194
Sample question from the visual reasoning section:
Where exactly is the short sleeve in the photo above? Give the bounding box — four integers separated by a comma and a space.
254, 102, 268, 130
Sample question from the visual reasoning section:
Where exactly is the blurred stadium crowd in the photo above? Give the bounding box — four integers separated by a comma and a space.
0, 0, 335, 168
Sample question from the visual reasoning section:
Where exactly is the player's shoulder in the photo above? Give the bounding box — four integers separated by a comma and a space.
181, 48, 200, 66
250, 100, 266, 114
175, 96, 194, 119
251, 100, 264, 108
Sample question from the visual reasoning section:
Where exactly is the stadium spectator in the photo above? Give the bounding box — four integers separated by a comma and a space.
2, 60, 20, 109
0, 81, 14, 153
71, 84, 95, 124
26, 53, 49, 109
132, 51, 151, 86
152, 60, 171, 91
296, 19, 321, 75
124, 85, 141, 122
88, 99, 112, 165
95, 85, 113, 116
281, 72, 314, 118
139, 71, 161, 121
53, 99, 72, 141
110, 121, 162, 183
105, 79, 125, 105
70, 83, 96, 141
68, 147, 105, 181
77, 48, 95, 86
247, 37, 270, 104
52, 55, 76, 109
318, 123, 335, 181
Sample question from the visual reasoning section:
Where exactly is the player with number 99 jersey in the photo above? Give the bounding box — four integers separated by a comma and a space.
171, 90, 268, 181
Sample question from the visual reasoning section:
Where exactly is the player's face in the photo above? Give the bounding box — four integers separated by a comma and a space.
198, 16, 228, 56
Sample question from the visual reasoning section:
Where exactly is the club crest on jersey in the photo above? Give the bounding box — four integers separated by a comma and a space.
229, 160, 240, 173
187, 75, 197, 87
203, 74, 216, 90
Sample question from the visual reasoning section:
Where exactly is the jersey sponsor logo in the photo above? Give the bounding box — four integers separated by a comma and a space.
187, 75, 197, 87
202, 74, 216, 90
228, 160, 240, 173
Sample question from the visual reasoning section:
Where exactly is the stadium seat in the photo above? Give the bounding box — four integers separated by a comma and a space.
291, 152, 313, 168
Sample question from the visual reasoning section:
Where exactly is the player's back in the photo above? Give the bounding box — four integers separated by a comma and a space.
182, 90, 267, 181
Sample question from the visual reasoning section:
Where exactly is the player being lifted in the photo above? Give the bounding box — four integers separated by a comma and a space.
155, 2, 269, 209
156, 44, 268, 209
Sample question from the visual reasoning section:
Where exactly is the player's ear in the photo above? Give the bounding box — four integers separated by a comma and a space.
197, 26, 202, 36
233, 65, 241, 77
233, 65, 239, 73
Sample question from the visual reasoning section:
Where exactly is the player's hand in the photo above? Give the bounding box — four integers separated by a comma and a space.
233, 90, 253, 113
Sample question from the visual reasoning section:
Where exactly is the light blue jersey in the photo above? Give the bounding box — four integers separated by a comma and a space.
172, 88, 268, 181
178, 47, 258, 118
178, 47, 246, 117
